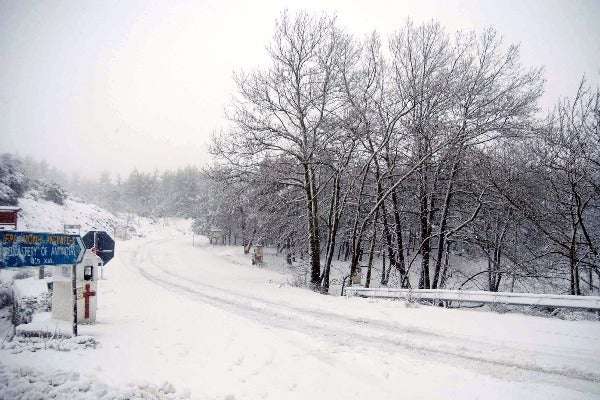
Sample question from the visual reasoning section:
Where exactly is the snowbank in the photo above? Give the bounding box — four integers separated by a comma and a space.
0, 363, 191, 400
12, 278, 48, 299
14, 312, 73, 338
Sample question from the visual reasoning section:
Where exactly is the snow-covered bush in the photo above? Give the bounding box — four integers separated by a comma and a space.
2, 335, 97, 351
14, 294, 51, 325
23, 180, 68, 206
40, 182, 67, 205
0, 284, 11, 309
11, 270, 31, 281
0, 153, 28, 206
0, 364, 191, 400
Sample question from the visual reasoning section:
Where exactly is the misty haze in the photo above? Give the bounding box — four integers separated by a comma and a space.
1, 1, 600, 399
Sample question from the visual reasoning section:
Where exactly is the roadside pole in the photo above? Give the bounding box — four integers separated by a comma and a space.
11, 287, 17, 338
72, 263, 78, 337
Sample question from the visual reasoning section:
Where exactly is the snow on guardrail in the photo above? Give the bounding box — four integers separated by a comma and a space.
344, 287, 600, 310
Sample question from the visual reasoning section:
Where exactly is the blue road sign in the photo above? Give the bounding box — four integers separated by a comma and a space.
0, 231, 85, 268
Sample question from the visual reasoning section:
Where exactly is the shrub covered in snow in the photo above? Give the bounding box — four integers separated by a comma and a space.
0, 281, 12, 309
40, 182, 68, 205
0, 153, 71, 207
25, 181, 68, 205
0, 363, 191, 400
14, 294, 51, 325
1, 335, 97, 353
11, 270, 32, 281
0, 153, 28, 206
0, 291, 11, 311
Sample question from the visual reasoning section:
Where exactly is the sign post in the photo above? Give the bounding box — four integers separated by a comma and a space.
72, 263, 78, 336
82, 231, 115, 282
82, 231, 115, 265
0, 231, 86, 336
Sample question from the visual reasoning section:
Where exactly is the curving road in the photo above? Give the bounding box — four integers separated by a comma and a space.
110, 222, 600, 399
3, 221, 600, 400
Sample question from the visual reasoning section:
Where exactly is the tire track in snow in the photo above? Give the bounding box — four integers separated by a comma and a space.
121, 237, 392, 395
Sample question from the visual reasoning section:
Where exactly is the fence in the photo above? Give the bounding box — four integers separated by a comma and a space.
344, 286, 600, 310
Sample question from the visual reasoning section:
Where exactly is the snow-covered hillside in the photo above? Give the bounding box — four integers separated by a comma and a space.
17, 191, 124, 234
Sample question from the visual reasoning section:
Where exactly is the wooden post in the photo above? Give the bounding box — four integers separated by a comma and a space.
72, 263, 78, 337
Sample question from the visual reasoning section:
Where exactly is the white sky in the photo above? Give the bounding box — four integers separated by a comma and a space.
1, 0, 599, 178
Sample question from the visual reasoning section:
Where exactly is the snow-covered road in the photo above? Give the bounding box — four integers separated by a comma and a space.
3, 221, 600, 399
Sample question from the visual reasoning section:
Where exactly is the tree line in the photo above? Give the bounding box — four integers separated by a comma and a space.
73, 167, 208, 219
0, 155, 208, 219
204, 12, 600, 295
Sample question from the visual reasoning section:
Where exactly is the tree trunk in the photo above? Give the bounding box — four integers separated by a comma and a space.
322, 175, 341, 294
418, 184, 432, 289
374, 159, 397, 285
381, 245, 387, 285
303, 164, 321, 291
439, 241, 451, 289
344, 241, 350, 262
349, 162, 372, 282
431, 155, 460, 289
365, 209, 379, 288
569, 224, 580, 295
390, 190, 407, 284
384, 145, 407, 285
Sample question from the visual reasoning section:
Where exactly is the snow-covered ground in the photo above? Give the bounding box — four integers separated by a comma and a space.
2, 219, 600, 399
17, 193, 124, 234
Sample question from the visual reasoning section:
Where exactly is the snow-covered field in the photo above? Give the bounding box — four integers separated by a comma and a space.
2, 219, 600, 399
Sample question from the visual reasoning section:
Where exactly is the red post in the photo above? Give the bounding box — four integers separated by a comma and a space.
82, 284, 96, 319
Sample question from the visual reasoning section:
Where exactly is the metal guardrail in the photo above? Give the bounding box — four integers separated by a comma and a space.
344, 286, 600, 310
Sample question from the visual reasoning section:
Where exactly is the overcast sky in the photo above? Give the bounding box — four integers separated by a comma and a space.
1, 0, 599, 179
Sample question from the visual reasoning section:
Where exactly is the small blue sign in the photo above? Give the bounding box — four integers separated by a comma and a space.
0, 231, 85, 269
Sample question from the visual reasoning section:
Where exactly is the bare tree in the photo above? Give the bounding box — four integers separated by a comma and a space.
211, 11, 347, 291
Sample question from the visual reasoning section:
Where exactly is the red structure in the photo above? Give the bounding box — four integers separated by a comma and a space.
0, 206, 20, 230
83, 283, 96, 319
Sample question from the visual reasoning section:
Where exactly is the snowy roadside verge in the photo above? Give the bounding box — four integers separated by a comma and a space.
0, 363, 193, 400
1, 334, 97, 354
